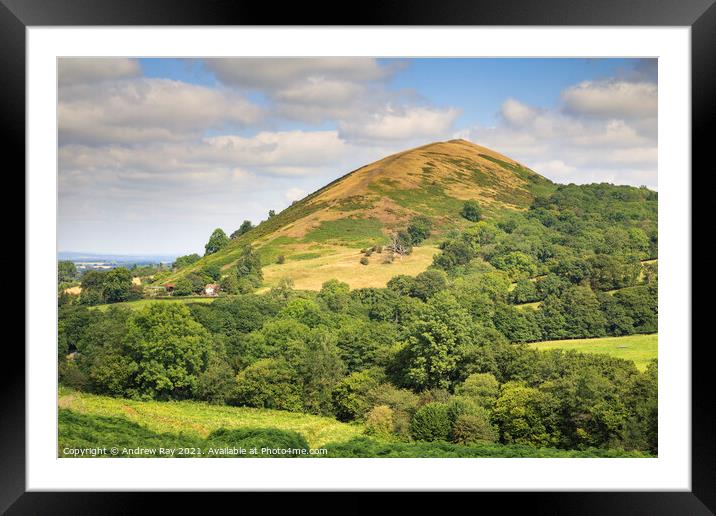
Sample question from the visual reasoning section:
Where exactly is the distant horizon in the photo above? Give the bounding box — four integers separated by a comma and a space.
59, 57, 657, 255
58, 250, 178, 261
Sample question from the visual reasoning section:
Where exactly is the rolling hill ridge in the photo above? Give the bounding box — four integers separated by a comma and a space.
162, 139, 555, 289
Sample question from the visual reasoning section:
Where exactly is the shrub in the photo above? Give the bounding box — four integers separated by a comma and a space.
59, 360, 89, 390
455, 373, 500, 409
365, 405, 395, 439
196, 358, 236, 405
461, 200, 482, 222
410, 402, 451, 442
360, 256, 369, 266
451, 411, 498, 445
332, 371, 380, 421
276, 255, 286, 264
231, 358, 303, 412
368, 384, 420, 440
407, 215, 433, 245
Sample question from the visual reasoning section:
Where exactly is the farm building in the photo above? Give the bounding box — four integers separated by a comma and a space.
204, 283, 220, 296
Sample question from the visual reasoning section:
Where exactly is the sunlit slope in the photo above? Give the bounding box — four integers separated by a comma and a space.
162, 139, 555, 287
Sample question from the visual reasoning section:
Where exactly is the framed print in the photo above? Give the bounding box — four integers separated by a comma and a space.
4, 0, 713, 511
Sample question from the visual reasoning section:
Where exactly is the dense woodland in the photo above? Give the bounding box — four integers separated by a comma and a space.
59, 183, 658, 455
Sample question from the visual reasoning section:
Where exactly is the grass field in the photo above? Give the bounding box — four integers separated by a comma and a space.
529, 333, 657, 371
91, 297, 218, 312
58, 389, 363, 448
57, 389, 650, 458
261, 245, 440, 290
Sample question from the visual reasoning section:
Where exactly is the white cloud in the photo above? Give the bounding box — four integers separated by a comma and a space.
530, 160, 576, 177
205, 58, 392, 90
339, 106, 460, 144
459, 83, 658, 188
562, 80, 658, 118
59, 78, 263, 145
501, 98, 538, 126
58, 58, 141, 85
285, 187, 307, 202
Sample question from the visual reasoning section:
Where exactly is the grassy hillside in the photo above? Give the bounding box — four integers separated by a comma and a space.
530, 333, 657, 371
58, 388, 362, 448
91, 297, 218, 312
161, 139, 555, 289
58, 390, 649, 458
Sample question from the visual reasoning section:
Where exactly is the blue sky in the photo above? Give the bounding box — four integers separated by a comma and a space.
58, 58, 657, 255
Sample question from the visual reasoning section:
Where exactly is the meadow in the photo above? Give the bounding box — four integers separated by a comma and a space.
91, 296, 218, 312
529, 333, 657, 371
261, 244, 440, 290
58, 389, 650, 458
59, 388, 362, 449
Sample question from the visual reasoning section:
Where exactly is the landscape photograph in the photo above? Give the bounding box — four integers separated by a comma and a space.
57, 57, 658, 458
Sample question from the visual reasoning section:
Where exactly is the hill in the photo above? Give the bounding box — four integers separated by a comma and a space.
161, 139, 555, 289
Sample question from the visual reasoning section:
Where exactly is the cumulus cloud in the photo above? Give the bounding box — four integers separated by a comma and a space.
562, 80, 657, 118
60, 130, 348, 179
58, 58, 141, 86
339, 106, 460, 144
204, 57, 424, 133
59, 78, 263, 145
285, 187, 307, 202
205, 58, 392, 90
458, 81, 658, 188
58, 128, 368, 254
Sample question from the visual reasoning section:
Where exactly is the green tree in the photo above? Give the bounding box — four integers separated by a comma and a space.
79, 270, 107, 305
588, 254, 641, 291
318, 279, 351, 312
561, 285, 607, 338
103, 267, 133, 303
73, 307, 134, 395
298, 329, 345, 416
451, 409, 498, 444
411, 270, 447, 301
455, 373, 500, 409
493, 382, 560, 447
491, 251, 538, 280
236, 244, 263, 286
125, 304, 214, 400
204, 228, 229, 256
365, 405, 395, 439
410, 402, 451, 441
399, 292, 478, 390
201, 264, 221, 282
461, 200, 483, 222
173, 253, 201, 269
230, 220, 254, 239
219, 273, 240, 295
232, 358, 303, 411
406, 215, 433, 245
58, 260, 77, 283
332, 370, 381, 421
509, 279, 539, 304
433, 239, 476, 270
173, 278, 194, 297
196, 357, 236, 404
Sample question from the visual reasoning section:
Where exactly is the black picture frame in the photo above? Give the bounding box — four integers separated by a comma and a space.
3, 0, 710, 511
